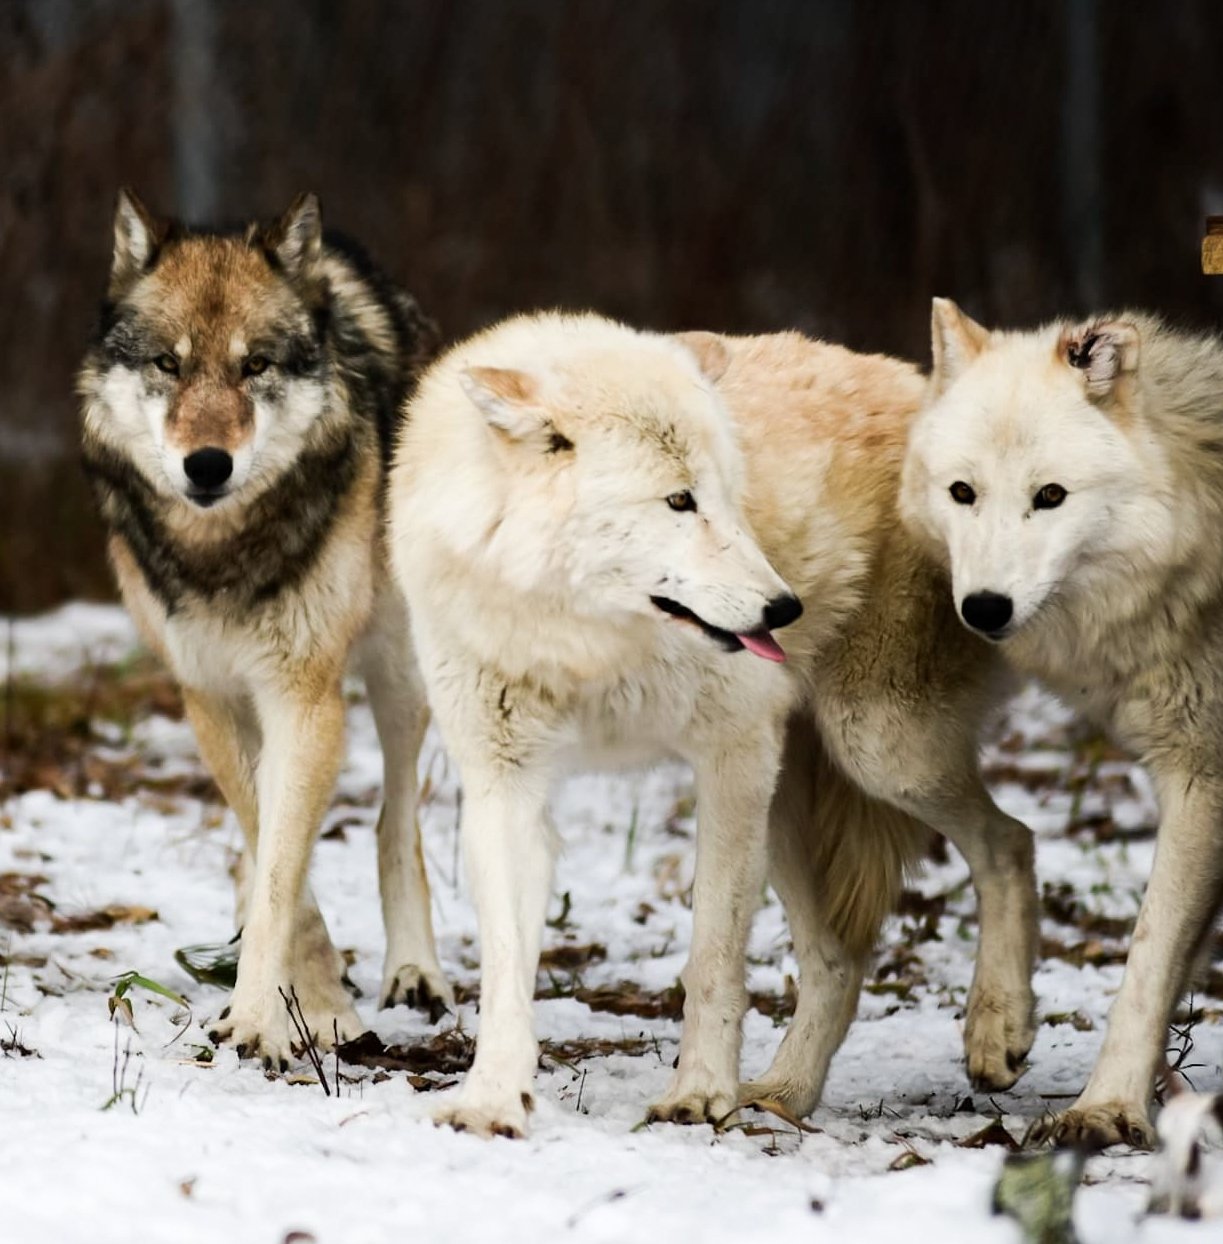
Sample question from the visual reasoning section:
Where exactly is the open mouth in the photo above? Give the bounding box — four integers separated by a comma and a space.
649, 595, 786, 662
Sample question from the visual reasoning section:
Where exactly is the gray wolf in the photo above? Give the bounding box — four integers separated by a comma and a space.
78, 189, 450, 1067
388, 312, 1038, 1136
901, 298, 1223, 1148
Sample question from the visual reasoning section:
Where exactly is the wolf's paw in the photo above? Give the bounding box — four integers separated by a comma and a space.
210, 976, 362, 1068
964, 986, 1035, 1091
289, 959, 364, 1048
288, 984, 363, 1052
1025, 1101, 1155, 1151
380, 962, 454, 1023
646, 1084, 737, 1128
433, 1089, 534, 1139
208, 997, 295, 1072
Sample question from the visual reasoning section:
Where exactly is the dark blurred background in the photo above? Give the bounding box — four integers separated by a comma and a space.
4, 0, 1223, 613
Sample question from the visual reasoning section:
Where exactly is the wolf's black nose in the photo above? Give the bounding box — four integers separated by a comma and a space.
184, 448, 233, 490
961, 591, 1013, 634
763, 593, 803, 631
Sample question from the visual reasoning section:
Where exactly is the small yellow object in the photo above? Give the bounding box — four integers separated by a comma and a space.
1202, 218, 1223, 275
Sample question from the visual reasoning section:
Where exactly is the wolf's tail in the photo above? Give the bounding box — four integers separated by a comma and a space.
771, 714, 930, 959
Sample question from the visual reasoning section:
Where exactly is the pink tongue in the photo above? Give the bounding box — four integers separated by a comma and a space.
737, 629, 787, 662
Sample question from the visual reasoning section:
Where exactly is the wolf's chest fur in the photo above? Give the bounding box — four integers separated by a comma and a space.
114, 500, 380, 694
482, 633, 793, 776
89, 422, 363, 616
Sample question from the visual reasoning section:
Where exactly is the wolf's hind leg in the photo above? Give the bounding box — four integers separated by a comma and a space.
742, 721, 901, 1117
742, 800, 863, 1116
360, 591, 452, 1019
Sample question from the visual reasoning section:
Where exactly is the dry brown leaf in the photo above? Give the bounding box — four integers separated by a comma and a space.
889, 1148, 931, 1171
107, 994, 135, 1027
957, 1119, 1020, 1151
740, 1095, 822, 1134
51, 904, 158, 934
0, 893, 52, 933
575, 980, 685, 1020
539, 942, 607, 971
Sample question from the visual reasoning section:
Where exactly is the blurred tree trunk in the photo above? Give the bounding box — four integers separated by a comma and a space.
3, 0, 1223, 614
1062, 0, 1103, 308
171, 0, 221, 220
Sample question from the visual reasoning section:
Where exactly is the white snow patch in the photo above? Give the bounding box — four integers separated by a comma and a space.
0, 605, 1219, 1243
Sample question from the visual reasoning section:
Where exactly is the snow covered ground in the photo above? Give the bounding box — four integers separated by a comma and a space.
0, 605, 1219, 1244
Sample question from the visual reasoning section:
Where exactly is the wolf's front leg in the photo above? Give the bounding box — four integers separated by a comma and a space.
435, 773, 555, 1138
185, 689, 350, 1002
954, 802, 1038, 1091
183, 687, 259, 930
849, 719, 1038, 1095
1029, 772, 1223, 1151
914, 784, 1038, 1091
647, 734, 777, 1126
209, 674, 359, 1067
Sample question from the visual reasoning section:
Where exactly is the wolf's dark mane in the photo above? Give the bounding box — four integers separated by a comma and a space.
82, 428, 358, 612
322, 229, 441, 467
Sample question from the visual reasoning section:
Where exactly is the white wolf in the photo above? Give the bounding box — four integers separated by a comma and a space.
390, 313, 802, 1136
390, 312, 1039, 1137
902, 298, 1223, 1149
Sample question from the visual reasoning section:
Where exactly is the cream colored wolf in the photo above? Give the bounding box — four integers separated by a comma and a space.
389, 312, 1037, 1137
902, 299, 1223, 1149
79, 191, 450, 1067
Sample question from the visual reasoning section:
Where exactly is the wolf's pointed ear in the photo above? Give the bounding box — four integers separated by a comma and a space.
110, 188, 161, 291
266, 193, 323, 278
1058, 320, 1140, 400
674, 331, 731, 384
930, 298, 990, 395
461, 366, 562, 448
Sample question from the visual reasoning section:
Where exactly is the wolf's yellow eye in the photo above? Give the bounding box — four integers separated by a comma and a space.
153, 353, 179, 375
666, 491, 697, 513
949, 481, 976, 505
1033, 483, 1067, 510
242, 355, 269, 377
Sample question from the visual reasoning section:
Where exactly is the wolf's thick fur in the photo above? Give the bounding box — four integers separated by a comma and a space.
389, 313, 1036, 1137
902, 301, 1223, 1149
78, 190, 449, 1065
